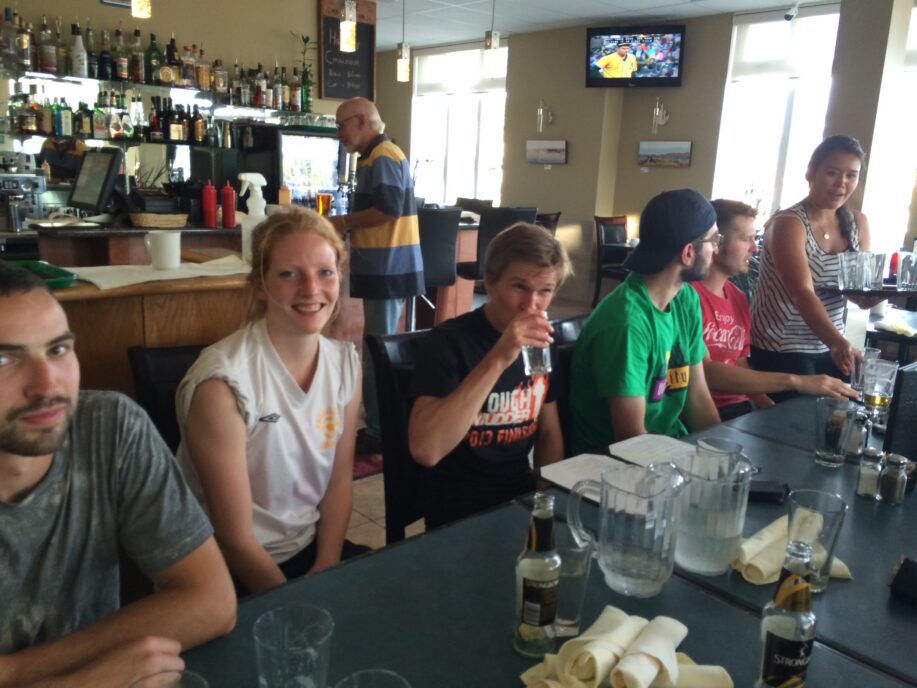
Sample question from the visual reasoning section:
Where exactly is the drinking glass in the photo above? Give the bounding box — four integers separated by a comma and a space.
521, 311, 552, 376
254, 604, 334, 688
851, 347, 881, 395
814, 397, 857, 468
837, 252, 860, 290
316, 192, 333, 216
129, 671, 208, 688
859, 252, 887, 290
787, 490, 847, 593
862, 359, 899, 425
333, 670, 412, 688
553, 522, 593, 637
897, 252, 917, 290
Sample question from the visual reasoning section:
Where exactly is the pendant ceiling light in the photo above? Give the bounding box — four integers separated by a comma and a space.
396, 0, 410, 82
484, 0, 499, 50
340, 0, 357, 53
131, 0, 152, 19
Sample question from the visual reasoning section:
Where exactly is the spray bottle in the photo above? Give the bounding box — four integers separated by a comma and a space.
238, 172, 267, 262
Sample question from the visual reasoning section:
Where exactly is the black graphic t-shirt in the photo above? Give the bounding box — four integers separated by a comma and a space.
409, 307, 556, 525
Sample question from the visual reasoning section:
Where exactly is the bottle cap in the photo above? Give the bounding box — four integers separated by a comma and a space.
885, 453, 908, 467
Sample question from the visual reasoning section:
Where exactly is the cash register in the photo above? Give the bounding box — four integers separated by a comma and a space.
33, 148, 127, 228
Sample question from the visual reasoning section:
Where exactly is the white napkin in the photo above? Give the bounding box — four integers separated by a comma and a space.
556, 607, 648, 687
875, 319, 917, 337
610, 616, 687, 688
733, 515, 851, 585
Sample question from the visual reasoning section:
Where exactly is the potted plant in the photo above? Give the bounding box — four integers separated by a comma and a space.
292, 33, 316, 113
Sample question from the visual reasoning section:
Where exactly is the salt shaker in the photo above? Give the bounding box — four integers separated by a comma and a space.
857, 448, 883, 499
878, 453, 908, 505
846, 409, 872, 458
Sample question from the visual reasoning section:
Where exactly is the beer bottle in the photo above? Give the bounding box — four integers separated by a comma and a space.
755, 541, 816, 687
513, 492, 561, 658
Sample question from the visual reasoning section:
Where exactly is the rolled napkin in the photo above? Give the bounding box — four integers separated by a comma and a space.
610, 616, 687, 688
555, 606, 649, 688
875, 320, 917, 337
733, 516, 851, 585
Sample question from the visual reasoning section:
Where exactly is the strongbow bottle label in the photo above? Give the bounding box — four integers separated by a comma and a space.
759, 631, 812, 687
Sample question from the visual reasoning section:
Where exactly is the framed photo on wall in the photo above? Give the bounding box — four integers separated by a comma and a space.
526, 140, 568, 164
638, 140, 692, 168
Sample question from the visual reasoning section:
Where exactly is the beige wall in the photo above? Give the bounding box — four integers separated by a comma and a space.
374, 50, 412, 157
26, 0, 340, 114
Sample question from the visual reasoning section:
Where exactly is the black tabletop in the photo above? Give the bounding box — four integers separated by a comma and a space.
183, 500, 909, 687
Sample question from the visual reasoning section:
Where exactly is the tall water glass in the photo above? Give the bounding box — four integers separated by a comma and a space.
859, 252, 887, 290
814, 397, 857, 467
254, 604, 334, 688
553, 522, 593, 637
837, 252, 859, 290
787, 490, 847, 593
522, 311, 551, 376
897, 252, 917, 290
851, 347, 881, 396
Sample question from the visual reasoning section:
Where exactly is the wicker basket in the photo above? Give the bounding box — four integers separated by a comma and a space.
129, 212, 189, 228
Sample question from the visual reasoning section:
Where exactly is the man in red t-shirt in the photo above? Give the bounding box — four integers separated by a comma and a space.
692, 200, 856, 420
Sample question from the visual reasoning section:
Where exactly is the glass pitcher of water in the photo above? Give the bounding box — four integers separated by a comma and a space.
567, 462, 686, 598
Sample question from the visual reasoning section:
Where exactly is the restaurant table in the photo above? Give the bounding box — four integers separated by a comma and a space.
867, 306, 917, 364
183, 501, 908, 687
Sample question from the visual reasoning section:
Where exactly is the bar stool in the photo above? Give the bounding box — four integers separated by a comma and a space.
456, 206, 538, 283
592, 215, 630, 307
405, 206, 461, 331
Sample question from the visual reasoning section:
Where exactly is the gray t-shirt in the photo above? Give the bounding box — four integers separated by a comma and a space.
0, 390, 212, 653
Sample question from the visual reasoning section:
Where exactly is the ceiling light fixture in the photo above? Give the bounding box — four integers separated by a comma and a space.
396, 0, 410, 82
484, 0, 499, 50
131, 0, 151, 19
340, 0, 357, 53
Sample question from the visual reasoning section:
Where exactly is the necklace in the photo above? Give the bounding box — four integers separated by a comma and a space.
804, 203, 831, 240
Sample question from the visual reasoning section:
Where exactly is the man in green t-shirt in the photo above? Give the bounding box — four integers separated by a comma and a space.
570, 189, 722, 454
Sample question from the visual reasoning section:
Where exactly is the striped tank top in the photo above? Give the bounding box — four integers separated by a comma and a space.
750, 202, 859, 354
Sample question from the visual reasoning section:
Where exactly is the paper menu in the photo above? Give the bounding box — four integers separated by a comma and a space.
540, 454, 629, 501
608, 434, 695, 467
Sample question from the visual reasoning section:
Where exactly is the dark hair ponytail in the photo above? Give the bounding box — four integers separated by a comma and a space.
807, 135, 866, 247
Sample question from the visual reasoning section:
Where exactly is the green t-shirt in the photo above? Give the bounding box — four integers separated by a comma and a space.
570, 272, 707, 454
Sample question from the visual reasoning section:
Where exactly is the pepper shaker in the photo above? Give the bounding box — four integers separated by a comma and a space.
878, 453, 908, 505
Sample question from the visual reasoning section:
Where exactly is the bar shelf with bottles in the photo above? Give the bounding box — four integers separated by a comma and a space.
3, 9, 334, 148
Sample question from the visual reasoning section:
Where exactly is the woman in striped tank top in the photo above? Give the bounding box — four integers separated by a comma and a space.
750, 136, 874, 401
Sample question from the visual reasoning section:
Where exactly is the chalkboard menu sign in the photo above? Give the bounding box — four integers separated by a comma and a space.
319, 0, 376, 101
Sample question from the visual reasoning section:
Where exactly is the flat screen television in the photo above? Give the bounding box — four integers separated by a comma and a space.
586, 25, 685, 88
68, 147, 123, 215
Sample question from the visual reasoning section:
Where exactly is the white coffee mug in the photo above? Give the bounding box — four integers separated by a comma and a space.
144, 230, 181, 270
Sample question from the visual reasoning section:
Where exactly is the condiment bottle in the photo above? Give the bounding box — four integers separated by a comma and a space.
220, 181, 236, 228
846, 409, 871, 459
878, 454, 908, 505
201, 179, 217, 229
857, 448, 883, 499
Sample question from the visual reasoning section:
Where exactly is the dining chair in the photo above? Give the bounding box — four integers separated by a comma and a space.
127, 344, 206, 453
550, 314, 590, 456
592, 214, 630, 307
456, 206, 538, 282
407, 207, 461, 330
365, 330, 432, 544
883, 360, 917, 459
454, 197, 493, 216
535, 211, 562, 234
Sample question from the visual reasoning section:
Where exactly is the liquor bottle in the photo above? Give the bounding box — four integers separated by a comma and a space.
85, 19, 97, 78
15, 83, 38, 134
755, 541, 816, 688
120, 97, 134, 140
195, 45, 211, 91
70, 21, 88, 78
205, 115, 218, 146
131, 95, 146, 141
37, 14, 56, 74
129, 27, 144, 83
289, 67, 301, 112
113, 25, 129, 81
181, 44, 196, 88
108, 92, 124, 139
55, 16, 69, 76
145, 33, 162, 84
92, 92, 108, 139
50, 98, 62, 136
148, 95, 162, 142
513, 492, 561, 658
0, 8, 16, 73
59, 98, 73, 136
38, 89, 54, 136
212, 59, 228, 95
272, 65, 283, 111
27, 22, 38, 71
192, 104, 205, 143
97, 29, 113, 80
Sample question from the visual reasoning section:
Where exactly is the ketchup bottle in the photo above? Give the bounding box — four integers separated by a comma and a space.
202, 179, 217, 229
221, 181, 236, 228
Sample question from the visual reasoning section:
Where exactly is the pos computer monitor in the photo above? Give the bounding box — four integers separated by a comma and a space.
68, 147, 124, 216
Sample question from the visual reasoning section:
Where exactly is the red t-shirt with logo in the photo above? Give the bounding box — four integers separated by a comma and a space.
691, 281, 751, 409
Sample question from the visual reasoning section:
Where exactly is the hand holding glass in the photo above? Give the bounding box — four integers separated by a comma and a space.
521, 311, 552, 376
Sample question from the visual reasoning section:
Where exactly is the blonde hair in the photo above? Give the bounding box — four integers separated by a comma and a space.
484, 222, 574, 286
247, 207, 346, 321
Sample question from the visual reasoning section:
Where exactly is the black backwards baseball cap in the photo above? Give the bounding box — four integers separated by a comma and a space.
623, 188, 717, 275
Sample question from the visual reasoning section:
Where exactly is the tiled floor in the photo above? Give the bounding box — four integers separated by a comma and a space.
346, 473, 425, 551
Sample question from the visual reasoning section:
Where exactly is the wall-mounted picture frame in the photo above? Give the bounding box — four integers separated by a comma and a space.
638, 140, 692, 168
526, 140, 568, 164
99, 0, 131, 8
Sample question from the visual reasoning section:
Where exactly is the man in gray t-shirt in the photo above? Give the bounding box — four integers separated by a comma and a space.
0, 263, 236, 686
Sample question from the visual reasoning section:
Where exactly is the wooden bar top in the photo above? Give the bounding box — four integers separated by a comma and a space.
55, 274, 249, 302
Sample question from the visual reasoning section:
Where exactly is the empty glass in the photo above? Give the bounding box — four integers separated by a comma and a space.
851, 347, 881, 395
567, 463, 686, 598
897, 252, 917, 290
787, 490, 847, 592
553, 522, 593, 637
254, 604, 334, 688
860, 252, 887, 290
837, 252, 860, 290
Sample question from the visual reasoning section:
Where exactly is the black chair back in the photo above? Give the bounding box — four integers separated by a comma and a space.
418, 207, 461, 289
456, 207, 538, 282
550, 314, 590, 456
365, 331, 431, 544
455, 197, 493, 216
127, 344, 205, 453
414, 195, 425, 210
535, 211, 562, 234
592, 215, 630, 306
883, 360, 917, 458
